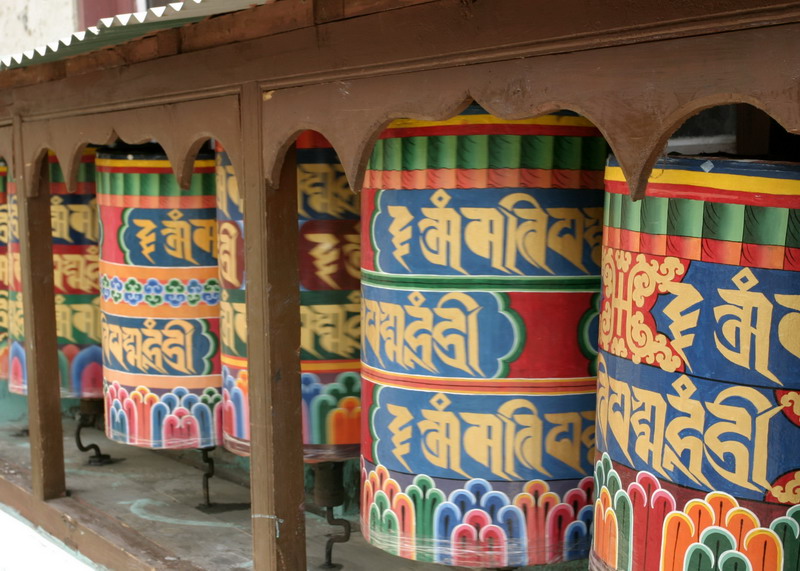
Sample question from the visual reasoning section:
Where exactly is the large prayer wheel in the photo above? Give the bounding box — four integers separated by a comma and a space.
592, 156, 800, 571
297, 131, 361, 461
0, 161, 8, 383
360, 106, 607, 566
8, 150, 102, 398
215, 134, 362, 460
216, 143, 249, 455
97, 145, 222, 449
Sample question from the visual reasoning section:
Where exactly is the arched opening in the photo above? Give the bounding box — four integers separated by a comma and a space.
96, 140, 220, 453
57, 139, 253, 569
0, 156, 28, 426
5, 149, 102, 402
0, 149, 105, 498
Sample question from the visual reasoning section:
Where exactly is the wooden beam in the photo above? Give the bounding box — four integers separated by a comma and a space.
6, 0, 800, 119
16, 148, 66, 500
242, 83, 306, 570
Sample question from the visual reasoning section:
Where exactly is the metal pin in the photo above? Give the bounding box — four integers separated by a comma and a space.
251, 514, 285, 538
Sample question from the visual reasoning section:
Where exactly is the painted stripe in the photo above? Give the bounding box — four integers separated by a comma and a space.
606, 166, 800, 204
49, 182, 97, 195
95, 158, 216, 172
104, 370, 221, 390
610, 155, 800, 180
301, 359, 361, 373
362, 364, 596, 395
48, 148, 96, 163
96, 166, 216, 175
100, 261, 219, 281
387, 114, 598, 129
360, 269, 601, 291
221, 354, 248, 368
380, 124, 601, 139
364, 167, 604, 190
606, 179, 800, 208
603, 239, 793, 271
296, 130, 334, 149
95, 193, 217, 208
100, 298, 219, 319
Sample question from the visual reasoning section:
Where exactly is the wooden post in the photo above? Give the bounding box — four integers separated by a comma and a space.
17, 149, 66, 500
241, 83, 307, 570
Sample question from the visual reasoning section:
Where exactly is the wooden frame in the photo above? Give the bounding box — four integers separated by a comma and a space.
0, 1, 798, 569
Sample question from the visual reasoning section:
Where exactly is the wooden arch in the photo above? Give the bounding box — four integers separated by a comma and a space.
262, 23, 800, 198
17, 96, 243, 196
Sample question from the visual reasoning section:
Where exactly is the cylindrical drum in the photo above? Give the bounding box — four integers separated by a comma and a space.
593, 156, 800, 571
297, 131, 361, 461
360, 106, 607, 566
216, 143, 250, 455
0, 160, 9, 383
8, 150, 103, 398
97, 145, 222, 449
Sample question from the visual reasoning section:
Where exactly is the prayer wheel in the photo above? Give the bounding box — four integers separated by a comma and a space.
0, 161, 8, 383
592, 156, 800, 571
97, 145, 222, 449
297, 131, 361, 462
8, 150, 103, 398
360, 105, 607, 566
216, 143, 250, 455
215, 134, 362, 460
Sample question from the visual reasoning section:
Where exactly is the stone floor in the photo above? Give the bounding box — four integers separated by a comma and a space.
0, 417, 456, 570
0, 416, 588, 570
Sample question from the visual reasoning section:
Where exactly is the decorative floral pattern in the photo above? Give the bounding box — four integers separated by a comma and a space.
106, 381, 221, 449
100, 275, 220, 307
362, 463, 594, 566
593, 453, 800, 571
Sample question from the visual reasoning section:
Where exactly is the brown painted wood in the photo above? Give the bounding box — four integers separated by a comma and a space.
11, 14, 800, 200
315, 0, 438, 22
179, 1, 313, 53
0, 458, 201, 570
6, 0, 800, 121
0, 61, 66, 92
242, 83, 306, 571
16, 151, 66, 501
63, 33, 180, 77
314, 0, 346, 23
21, 95, 242, 192
259, 22, 800, 197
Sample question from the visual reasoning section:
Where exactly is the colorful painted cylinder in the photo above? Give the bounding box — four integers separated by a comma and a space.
0, 160, 8, 383
8, 150, 103, 398
216, 143, 250, 456
97, 145, 222, 449
297, 131, 361, 461
592, 156, 800, 571
360, 106, 607, 566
